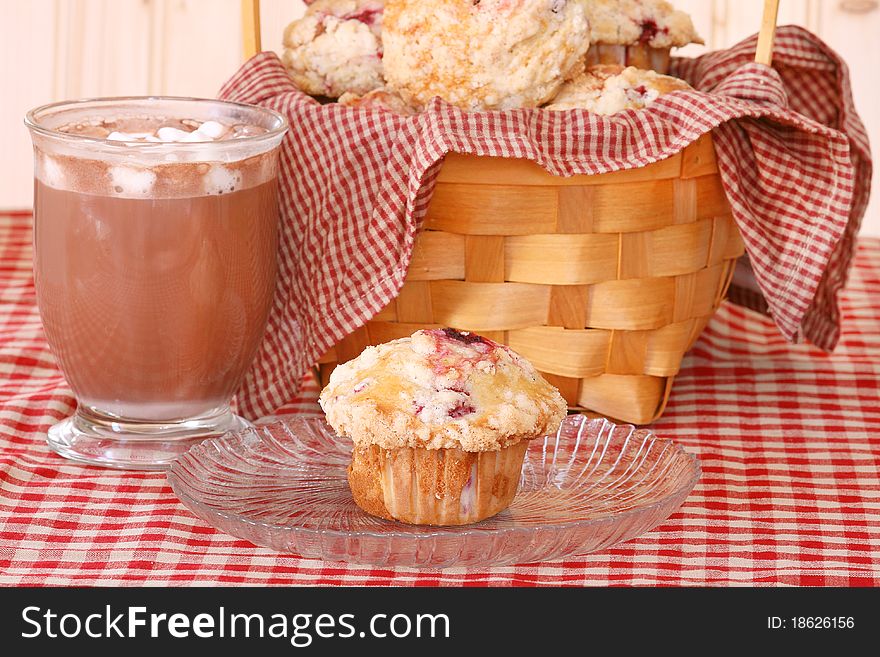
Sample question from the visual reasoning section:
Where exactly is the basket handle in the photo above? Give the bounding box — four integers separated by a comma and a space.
755, 0, 781, 66
242, 0, 262, 60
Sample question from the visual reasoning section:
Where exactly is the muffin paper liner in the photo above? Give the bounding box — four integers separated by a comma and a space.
348, 441, 530, 526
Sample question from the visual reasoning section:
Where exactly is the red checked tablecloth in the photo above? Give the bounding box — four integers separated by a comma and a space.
1, 211, 878, 586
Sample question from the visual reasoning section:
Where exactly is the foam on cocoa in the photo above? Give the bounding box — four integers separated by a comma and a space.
36, 116, 279, 199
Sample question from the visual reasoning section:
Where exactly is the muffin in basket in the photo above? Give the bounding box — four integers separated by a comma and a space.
382, 0, 591, 110
319, 328, 567, 525
547, 64, 691, 113
585, 0, 703, 73
338, 88, 419, 115
282, 0, 386, 98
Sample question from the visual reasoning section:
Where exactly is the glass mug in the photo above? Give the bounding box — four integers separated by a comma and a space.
25, 97, 288, 469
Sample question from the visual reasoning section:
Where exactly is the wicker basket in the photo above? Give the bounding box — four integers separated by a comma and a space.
317, 134, 744, 424
245, 0, 774, 424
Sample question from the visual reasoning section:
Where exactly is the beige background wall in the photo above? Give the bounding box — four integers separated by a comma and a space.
1, 0, 878, 234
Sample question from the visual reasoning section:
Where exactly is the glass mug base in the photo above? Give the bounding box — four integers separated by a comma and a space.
46, 405, 252, 471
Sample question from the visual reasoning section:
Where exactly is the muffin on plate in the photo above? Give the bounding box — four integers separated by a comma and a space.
382, 0, 591, 111
585, 0, 703, 74
319, 328, 567, 525
282, 0, 386, 98
546, 64, 691, 113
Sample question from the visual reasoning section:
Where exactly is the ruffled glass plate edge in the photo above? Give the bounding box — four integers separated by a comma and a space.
167, 415, 702, 566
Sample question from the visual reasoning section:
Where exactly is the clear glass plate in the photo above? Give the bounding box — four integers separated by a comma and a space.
168, 415, 700, 568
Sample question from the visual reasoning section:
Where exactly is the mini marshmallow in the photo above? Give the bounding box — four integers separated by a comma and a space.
107, 131, 155, 144
157, 127, 189, 142
197, 121, 226, 139
205, 165, 242, 195
181, 130, 212, 143
40, 154, 66, 189
108, 166, 157, 196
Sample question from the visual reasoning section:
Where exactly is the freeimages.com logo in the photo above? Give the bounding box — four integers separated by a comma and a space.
20, 605, 451, 647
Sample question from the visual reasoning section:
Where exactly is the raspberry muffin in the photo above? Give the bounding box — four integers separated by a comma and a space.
546, 64, 690, 113
585, 0, 703, 74
282, 0, 385, 98
382, 0, 591, 111
319, 328, 567, 525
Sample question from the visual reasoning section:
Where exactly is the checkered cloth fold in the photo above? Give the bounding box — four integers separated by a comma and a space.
219, 26, 871, 419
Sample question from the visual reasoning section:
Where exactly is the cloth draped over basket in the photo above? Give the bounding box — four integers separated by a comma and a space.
219, 26, 872, 420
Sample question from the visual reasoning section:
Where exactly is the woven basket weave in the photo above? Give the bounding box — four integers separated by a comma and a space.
317, 134, 744, 424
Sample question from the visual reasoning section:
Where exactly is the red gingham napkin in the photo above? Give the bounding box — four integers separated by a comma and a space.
219, 26, 871, 419
672, 27, 872, 352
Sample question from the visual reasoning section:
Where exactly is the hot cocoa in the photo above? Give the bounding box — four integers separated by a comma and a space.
26, 98, 287, 467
